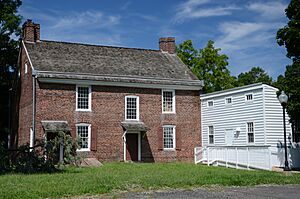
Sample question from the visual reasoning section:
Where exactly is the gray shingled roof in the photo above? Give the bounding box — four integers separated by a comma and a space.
25, 40, 199, 82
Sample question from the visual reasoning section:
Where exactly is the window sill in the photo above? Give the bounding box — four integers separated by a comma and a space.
162, 112, 176, 114
76, 109, 92, 112
77, 149, 90, 152
163, 148, 176, 151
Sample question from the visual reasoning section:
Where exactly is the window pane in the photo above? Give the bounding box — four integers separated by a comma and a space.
226, 98, 232, 104
163, 126, 174, 149
126, 97, 137, 120
247, 122, 254, 143
208, 126, 214, 144
248, 133, 254, 143
77, 87, 90, 109
246, 94, 253, 101
77, 125, 89, 149
208, 101, 213, 107
163, 91, 173, 112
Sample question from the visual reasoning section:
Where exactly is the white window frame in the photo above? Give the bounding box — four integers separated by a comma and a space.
245, 93, 253, 102
207, 100, 214, 107
25, 63, 28, 74
76, 85, 92, 111
246, 122, 255, 144
162, 90, 176, 114
125, 96, 139, 121
76, 123, 91, 152
208, 125, 214, 144
225, 97, 232, 105
163, 125, 176, 150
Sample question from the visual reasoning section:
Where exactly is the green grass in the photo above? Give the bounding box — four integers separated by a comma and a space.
1, 163, 300, 199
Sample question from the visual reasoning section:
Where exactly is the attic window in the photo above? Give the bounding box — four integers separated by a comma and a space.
225, 97, 232, 104
208, 100, 214, 107
245, 94, 253, 101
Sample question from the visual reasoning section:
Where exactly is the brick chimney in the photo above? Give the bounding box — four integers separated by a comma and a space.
159, 37, 176, 54
22, 19, 40, 42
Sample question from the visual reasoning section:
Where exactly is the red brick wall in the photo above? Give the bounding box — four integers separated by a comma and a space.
159, 37, 176, 54
34, 83, 201, 162
17, 46, 33, 145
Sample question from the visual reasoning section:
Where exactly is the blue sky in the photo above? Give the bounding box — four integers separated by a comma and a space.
19, 0, 291, 79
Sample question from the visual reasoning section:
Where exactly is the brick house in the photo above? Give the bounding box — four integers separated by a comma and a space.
17, 19, 203, 162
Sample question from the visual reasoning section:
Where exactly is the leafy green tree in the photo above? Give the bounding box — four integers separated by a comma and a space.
0, 0, 22, 80
276, 0, 300, 122
236, 67, 273, 86
0, 0, 22, 146
177, 40, 235, 93
276, 0, 300, 62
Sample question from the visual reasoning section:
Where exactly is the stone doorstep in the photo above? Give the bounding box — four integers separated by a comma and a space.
81, 158, 103, 167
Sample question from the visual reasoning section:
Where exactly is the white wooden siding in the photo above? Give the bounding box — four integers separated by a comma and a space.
201, 84, 292, 148
263, 85, 291, 146
202, 87, 265, 146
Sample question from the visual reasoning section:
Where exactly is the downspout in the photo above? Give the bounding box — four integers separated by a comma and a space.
32, 70, 37, 146
122, 130, 127, 162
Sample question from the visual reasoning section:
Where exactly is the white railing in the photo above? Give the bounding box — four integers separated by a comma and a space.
194, 145, 272, 170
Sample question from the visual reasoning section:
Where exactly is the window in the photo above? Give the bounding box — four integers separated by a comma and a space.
125, 96, 139, 120
245, 93, 253, 101
163, 125, 175, 149
162, 90, 175, 113
25, 63, 28, 74
76, 85, 91, 111
208, 100, 214, 107
247, 122, 254, 143
208, 126, 214, 144
225, 97, 232, 104
76, 124, 91, 151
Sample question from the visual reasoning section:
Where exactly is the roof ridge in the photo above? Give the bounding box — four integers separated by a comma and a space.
38, 39, 160, 52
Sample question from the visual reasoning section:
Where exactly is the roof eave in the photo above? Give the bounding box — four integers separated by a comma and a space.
36, 71, 203, 91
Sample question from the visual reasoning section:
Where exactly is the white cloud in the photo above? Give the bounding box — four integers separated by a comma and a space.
121, 1, 132, 10
247, 1, 287, 20
216, 21, 284, 52
20, 6, 122, 45
52, 10, 120, 30
174, 0, 239, 23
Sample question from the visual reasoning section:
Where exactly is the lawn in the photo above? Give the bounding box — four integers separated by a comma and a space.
1, 163, 300, 199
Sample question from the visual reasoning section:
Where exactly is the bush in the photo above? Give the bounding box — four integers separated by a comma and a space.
0, 132, 79, 174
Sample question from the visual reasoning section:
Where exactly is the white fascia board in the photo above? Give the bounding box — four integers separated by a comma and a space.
37, 77, 202, 90
22, 40, 35, 72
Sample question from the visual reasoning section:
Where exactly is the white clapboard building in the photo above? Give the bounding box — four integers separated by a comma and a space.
195, 83, 300, 170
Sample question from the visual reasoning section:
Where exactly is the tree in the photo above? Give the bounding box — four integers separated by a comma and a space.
276, 0, 300, 122
276, 0, 300, 62
0, 0, 22, 80
177, 40, 235, 93
236, 67, 273, 87
0, 0, 22, 146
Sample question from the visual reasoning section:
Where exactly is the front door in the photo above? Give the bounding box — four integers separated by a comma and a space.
126, 133, 140, 161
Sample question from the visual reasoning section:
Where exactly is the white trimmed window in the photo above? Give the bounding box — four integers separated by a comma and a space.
76, 124, 91, 151
208, 126, 214, 144
247, 122, 254, 143
125, 96, 139, 121
208, 100, 214, 107
76, 85, 91, 111
163, 125, 175, 150
225, 97, 232, 104
245, 93, 253, 102
162, 90, 175, 113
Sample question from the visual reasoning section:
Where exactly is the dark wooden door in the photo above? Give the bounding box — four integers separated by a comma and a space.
126, 133, 138, 161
